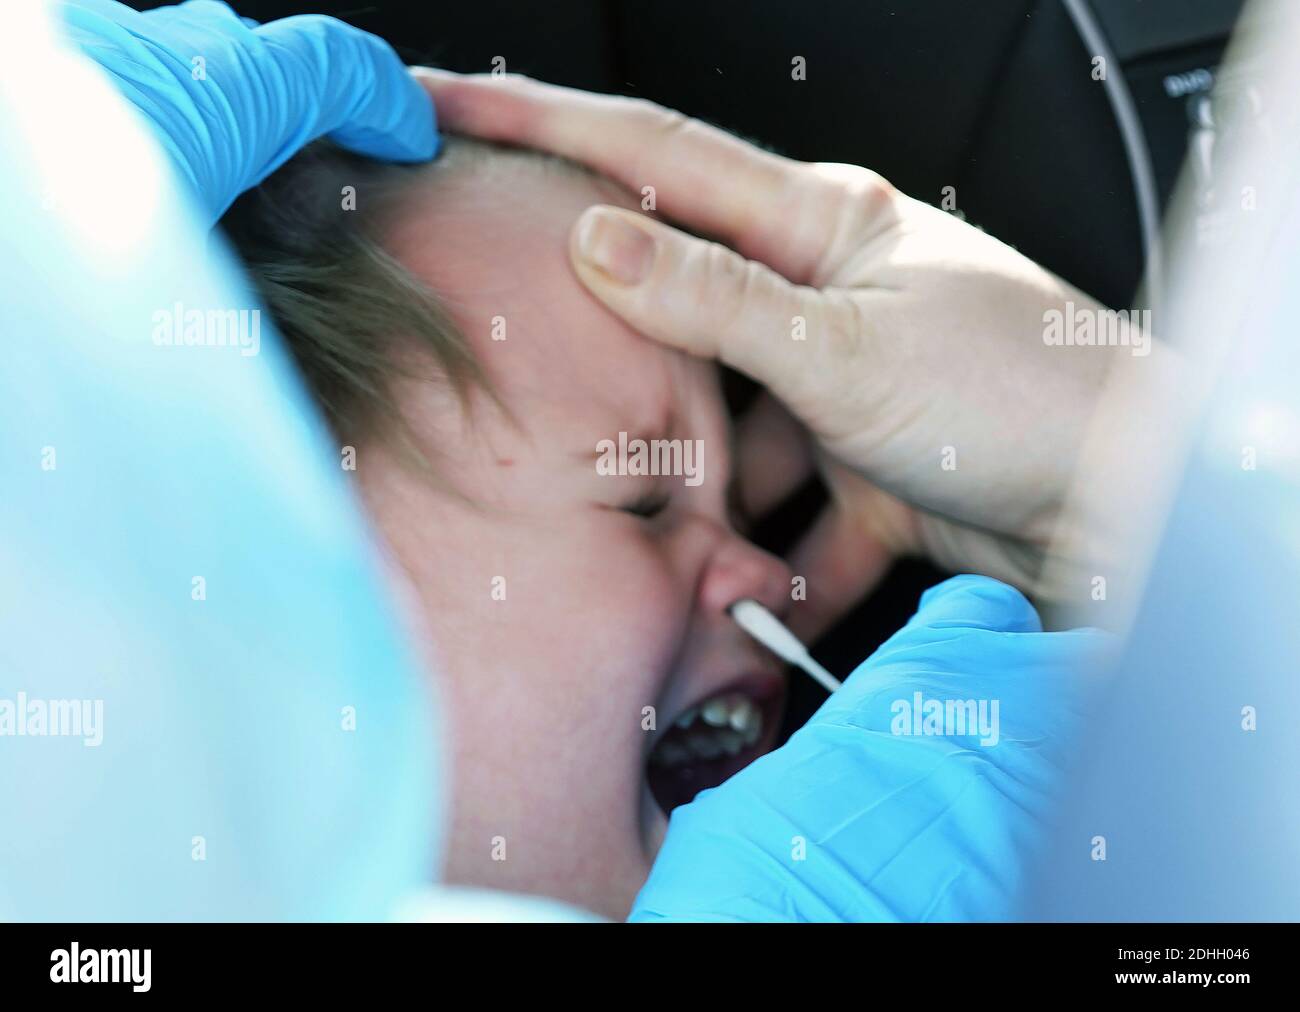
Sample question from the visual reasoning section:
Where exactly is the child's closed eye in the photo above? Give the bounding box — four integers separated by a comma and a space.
621, 490, 671, 520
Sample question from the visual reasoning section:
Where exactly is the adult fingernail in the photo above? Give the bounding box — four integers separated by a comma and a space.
576, 208, 655, 285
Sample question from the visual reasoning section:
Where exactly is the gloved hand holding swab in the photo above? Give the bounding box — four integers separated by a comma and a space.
728, 599, 842, 694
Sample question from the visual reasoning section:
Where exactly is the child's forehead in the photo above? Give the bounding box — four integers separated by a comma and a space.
494, 301, 702, 442
393, 157, 683, 380
386, 143, 722, 442
402, 140, 635, 230
388, 153, 628, 298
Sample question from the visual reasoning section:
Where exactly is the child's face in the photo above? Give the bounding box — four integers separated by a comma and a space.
362, 156, 793, 920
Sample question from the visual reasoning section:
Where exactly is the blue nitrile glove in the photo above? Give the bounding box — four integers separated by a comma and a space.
632, 575, 1113, 922
60, 0, 438, 226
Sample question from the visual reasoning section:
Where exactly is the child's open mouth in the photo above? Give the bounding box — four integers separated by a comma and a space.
646, 680, 784, 814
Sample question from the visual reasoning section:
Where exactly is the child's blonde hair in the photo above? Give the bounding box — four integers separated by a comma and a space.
221, 137, 595, 460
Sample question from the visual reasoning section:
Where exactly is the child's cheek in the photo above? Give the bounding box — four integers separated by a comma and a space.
569, 522, 690, 665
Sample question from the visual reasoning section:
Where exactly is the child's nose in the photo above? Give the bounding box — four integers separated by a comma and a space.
698, 530, 795, 621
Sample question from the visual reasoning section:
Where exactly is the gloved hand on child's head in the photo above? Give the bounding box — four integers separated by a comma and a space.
61, 0, 438, 225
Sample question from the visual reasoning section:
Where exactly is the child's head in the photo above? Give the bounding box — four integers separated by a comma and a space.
224, 138, 794, 919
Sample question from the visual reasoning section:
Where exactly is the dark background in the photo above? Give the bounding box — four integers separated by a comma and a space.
132, 0, 1244, 730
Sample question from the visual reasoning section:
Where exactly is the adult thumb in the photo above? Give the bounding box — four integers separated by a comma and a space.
569, 205, 853, 407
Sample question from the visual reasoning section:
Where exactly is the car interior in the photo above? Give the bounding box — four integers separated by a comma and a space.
134, 0, 1248, 736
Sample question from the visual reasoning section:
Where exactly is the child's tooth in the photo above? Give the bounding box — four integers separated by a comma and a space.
729, 697, 758, 733
701, 698, 732, 728
680, 694, 764, 747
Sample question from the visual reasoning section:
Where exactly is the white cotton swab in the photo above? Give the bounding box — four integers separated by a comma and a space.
728, 599, 842, 694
